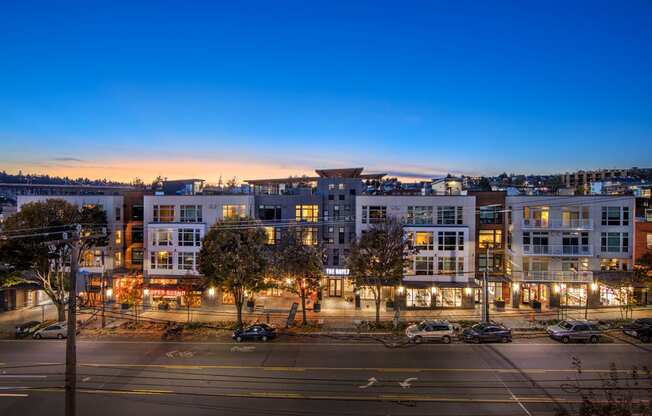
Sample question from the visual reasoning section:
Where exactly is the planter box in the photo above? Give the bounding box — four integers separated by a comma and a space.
494, 300, 505, 311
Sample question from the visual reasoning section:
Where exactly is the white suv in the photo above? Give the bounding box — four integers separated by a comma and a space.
406, 320, 455, 344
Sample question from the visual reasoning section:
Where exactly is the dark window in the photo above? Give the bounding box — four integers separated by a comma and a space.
328, 194, 334, 201
258, 205, 281, 221
349, 189, 356, 195
132, 205, 144, 221
131, 226, 144, 243
131, 249, 144, 265
338, 194, 345, 201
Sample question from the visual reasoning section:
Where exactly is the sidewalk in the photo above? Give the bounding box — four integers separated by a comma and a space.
133, 304, 652, 330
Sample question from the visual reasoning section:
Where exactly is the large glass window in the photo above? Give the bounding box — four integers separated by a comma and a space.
523, 206, 549, 227
178, 228, 201, 247
153, 205, 175, 222
132, 205, 144, 221
362, 206, 387, 223
264, 227, 280, 245
600, 258, 629, 271
258, 205, 281, 221
180, 205, 203, 222
407, 206, 433, 224
406, 288, 432, 308
479, 253, 503, 272
296, 227, 318, 245
478, 230, 502, 249
479, 206, 502, 224
295, 205, 319, 222
223, 204, 247, 219
415, 256, 435, 275
152, 229, 173, 246
438, 257, 464, 274
435, 288, 462, 307
131, 226, 144, 243
601, 206, 629, 226
523, 231, 549, 254
131, 249, 143, 265
437, 206, 463, 225
177, 252, 196, 271
601, 232, 628, 253
150, 251, 173, 269
414, 232, 434, 250
437, 231, 464, 251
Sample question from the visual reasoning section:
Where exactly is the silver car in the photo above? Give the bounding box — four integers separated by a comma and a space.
406, 320, 455, 344
547, 320, 601, 344
33, 322, 68, 339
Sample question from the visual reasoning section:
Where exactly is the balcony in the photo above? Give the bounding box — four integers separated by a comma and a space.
511, 271, 593, 283
521, 219, 593, 230
522, 244, 593, 257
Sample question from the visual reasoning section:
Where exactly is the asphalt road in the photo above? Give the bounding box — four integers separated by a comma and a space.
0, 337, 650, 416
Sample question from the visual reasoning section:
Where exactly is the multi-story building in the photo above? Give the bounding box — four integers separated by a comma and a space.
355, 195, 477, 309
470, 191, 509, 304
14, 195, 125, 305
247, 168, 384, 300
142, 194, 254, 308
506, 195, 636, 308
561, 169, 629, 193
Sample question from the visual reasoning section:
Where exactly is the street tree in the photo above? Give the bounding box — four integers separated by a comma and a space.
273, 228, 323, 325
0, 199, 108, 321
198, 217, 269, 327
346, 216, 415, 325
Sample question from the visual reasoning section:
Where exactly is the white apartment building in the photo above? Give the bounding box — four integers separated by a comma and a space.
17, 195, 125, 276
355, 195, 477, 309
506, 195, 635, 308
143, 195, 254, 308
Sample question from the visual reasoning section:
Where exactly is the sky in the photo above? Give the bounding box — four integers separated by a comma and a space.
1, 1, 651, 183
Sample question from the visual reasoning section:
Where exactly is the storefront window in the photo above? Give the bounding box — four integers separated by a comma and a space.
435, 288, 462, 307
406, 288, 432, 308
599, 285, 631, 306
561, 284, 586, 307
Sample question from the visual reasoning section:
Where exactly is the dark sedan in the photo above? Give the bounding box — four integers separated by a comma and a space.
14, 321, 41, 338
232, 324, 277, 342
623, 318, 652, 343
462, 323, 512, 343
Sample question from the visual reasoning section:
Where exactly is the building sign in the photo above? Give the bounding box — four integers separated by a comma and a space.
326, 268, 350, 276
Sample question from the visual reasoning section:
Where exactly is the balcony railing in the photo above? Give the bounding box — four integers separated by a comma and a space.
521, 218, 593, 230
511, 271, 593, 283
522, 244, 593, 256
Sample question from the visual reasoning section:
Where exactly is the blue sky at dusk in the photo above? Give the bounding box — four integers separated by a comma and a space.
1, 1, 651, 182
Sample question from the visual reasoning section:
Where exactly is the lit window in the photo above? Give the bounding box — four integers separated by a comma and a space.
223, 205, 247, 219
153, 205, 175, 222
295, 205, 319, 222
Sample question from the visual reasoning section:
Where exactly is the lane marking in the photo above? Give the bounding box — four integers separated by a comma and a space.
74, 363, 643, 373
0, 375, 47, 378
0, 393, 29, 397
13, 387, 651, 404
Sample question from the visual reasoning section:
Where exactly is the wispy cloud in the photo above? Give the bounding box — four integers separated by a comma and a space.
52, 157, 84, 162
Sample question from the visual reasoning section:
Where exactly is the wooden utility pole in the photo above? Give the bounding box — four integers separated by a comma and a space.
65, 226, 81, 416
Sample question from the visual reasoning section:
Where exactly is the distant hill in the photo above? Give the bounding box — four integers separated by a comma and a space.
0, 170, 130, 186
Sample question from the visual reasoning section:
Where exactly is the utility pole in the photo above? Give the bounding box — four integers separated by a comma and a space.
65, 225, 81, 416
101, 271, 106, 329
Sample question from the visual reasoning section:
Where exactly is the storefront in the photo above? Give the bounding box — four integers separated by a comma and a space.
403, 283, 476, 309
520, 283, 548, 306
145, 278, 203, 309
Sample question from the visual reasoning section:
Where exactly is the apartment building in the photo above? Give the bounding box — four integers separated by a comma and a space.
506, 195, 636, 308
470, 191, 509, 304
16, 195, 125, 305
142, 194, 254, 308
561, 169, 629, 193
355, 195, 477, 309
247, 168, 384, 300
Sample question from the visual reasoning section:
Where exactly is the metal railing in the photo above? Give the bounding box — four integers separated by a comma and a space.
522, 244, 593, 256
511, 270, 593, 283
521, 218, 593, 230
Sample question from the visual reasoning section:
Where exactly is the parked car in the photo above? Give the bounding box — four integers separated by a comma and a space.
622, 318, 652, 343
406, 320, 455, 344
462, 323, 512, 343
232, 324, 276, 342
547, 320, 601, 343
14, 321, 41, 338
33, 322, 68, 339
